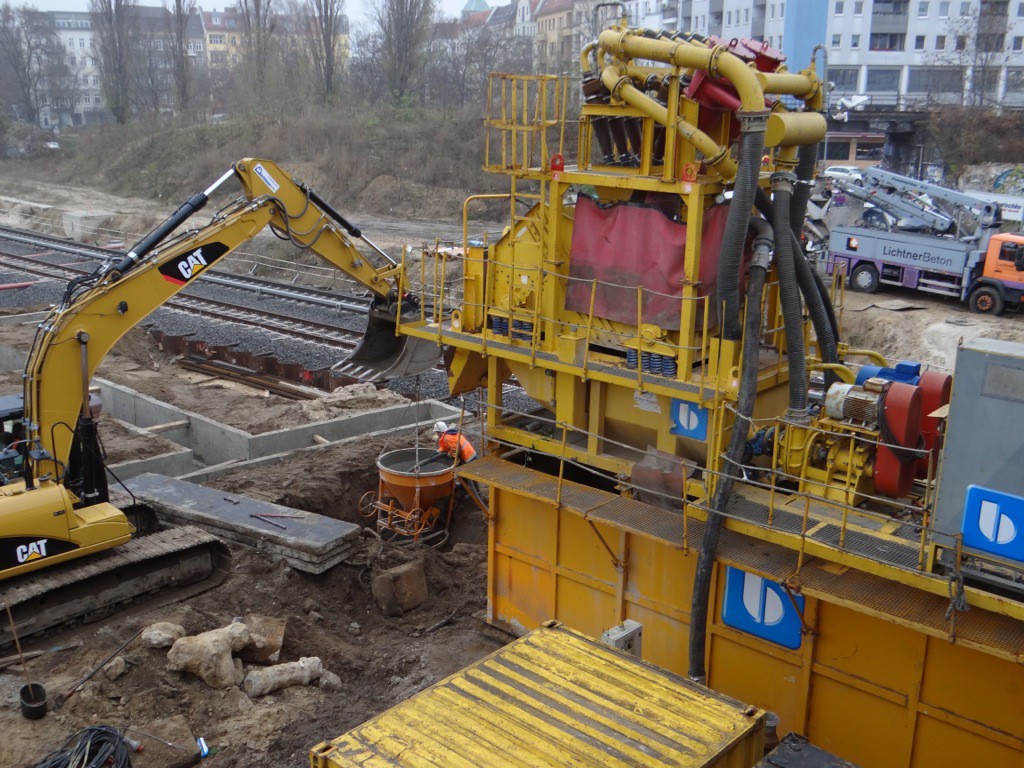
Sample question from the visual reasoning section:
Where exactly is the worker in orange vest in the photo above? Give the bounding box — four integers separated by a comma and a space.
414, 421, 476, 470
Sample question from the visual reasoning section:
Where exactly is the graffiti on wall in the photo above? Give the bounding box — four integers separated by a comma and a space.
994, 168, 1024, 195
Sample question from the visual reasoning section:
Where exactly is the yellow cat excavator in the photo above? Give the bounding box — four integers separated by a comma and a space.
0, 159, 440, 641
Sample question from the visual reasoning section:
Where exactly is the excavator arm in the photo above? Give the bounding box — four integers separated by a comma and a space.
22, 158, 439, 502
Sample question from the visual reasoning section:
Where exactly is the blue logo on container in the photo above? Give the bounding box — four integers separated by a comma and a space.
722, 567, 805, 650
670, 400, 708, 440
962, 485, 1024, 562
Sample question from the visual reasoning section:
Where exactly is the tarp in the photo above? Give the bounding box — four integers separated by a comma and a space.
566, 196, 729, 330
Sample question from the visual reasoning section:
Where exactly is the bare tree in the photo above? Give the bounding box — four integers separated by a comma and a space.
130, 10, 171, 118
934, 2, 1014, 108
371, 0, 433, 99
0, 4, 70, 124
300, 0, 346, 106
166, 0, 196, 113
91, 0, 137, 123
237, 0, 276, 101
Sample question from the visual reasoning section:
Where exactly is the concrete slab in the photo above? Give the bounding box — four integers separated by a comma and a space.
126, 473, 361, 574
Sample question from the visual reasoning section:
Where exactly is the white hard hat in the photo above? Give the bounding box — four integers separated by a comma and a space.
433, 421, 448, 434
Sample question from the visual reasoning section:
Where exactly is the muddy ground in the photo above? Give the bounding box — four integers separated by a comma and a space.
2, 175, 1024, 767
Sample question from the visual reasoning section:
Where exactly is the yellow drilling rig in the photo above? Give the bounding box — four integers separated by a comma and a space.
379, 22, 1024, 768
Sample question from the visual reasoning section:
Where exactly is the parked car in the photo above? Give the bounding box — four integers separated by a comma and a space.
822, 165, 864, 184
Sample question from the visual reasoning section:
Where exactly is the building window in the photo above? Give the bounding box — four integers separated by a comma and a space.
770, 4, 774, 18
866, 67, 901, 91
210, 34, 224, 44
780, 2, 785, 16
79, 38, 84, 47
940, 1, 950, 15
69, 56, 75, 65
835, 0, 844, 12
978, 34, 1004, 51
915, 34, 925, 49
918, 1, 929, 15
1015, 35, 1024, 50
854, 0, 864, 12
937, 34, 946, 48
727, 10, 732, 23
831, 68, 860, 90
956, 35, 966, 50
907, 66, 964, 91
852, 34, 861, 48
92, 75, 98, 85
744, 7, 749, 21
870, 32, 906, 50
195, 41, 202, 52
1007, 68, 1024, 91
833, 34, 842, 47
960, 1, 970, 13
1019, 1, 1024, 15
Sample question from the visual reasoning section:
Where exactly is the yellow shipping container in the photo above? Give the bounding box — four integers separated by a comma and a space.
310, 621, 765, 768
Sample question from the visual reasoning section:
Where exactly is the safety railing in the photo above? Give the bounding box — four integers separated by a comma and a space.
484, 74, 568, 175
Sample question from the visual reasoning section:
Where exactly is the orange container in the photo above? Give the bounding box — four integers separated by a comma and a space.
376, 448, 455, 512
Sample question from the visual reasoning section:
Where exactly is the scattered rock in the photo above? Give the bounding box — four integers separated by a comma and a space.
242, 657, 323, 698
104, 656, 127, 681
237, 614, 286, 665
167, 623, 251, 688
349, 622, 361, 635
142, 622, 187, 648
301, 597, 318, 614
319, 670, 343, 692
372, 559, 429, 617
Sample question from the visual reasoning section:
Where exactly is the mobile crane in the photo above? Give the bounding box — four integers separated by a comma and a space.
826, 166, 1024, 312
0, 159, 438, 638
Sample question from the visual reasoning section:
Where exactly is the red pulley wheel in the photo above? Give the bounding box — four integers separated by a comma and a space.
875, 382, 922, 498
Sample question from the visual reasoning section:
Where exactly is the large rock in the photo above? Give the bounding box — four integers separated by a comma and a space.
167, 623, 251, 688
237, 614, 286, 665
372, 559, 428, 617
242, 657, 323, 698
142, 622, 186, 648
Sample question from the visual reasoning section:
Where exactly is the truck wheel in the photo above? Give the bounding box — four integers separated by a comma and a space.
969, 285, 1004, 315
850, 264, 880, 293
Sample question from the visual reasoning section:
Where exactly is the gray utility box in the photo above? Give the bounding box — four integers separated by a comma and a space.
934, 339, 1024, 569
600, 620, 643, 658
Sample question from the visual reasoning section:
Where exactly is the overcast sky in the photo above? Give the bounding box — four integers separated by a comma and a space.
24, 0, 469, 31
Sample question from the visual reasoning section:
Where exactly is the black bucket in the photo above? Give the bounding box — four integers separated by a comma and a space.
19, 683, 47, 720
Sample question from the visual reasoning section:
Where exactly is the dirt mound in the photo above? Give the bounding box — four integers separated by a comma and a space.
356, 175, 468, 220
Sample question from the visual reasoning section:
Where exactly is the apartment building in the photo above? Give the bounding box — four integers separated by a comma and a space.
46, 11, 103, 128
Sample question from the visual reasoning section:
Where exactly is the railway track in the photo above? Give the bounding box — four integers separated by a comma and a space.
0, 224, 428, 391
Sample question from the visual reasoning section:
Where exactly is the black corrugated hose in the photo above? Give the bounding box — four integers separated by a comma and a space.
34, 726, 133, 768
688, 219, 772, 683
717, 125, 766, 341
755, 186, 842, 383
769, 174, 809, 414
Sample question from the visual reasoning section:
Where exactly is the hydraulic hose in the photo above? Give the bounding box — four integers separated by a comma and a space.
688, 219, 772, 683
755, 188, 842, 376
790, 142, 819, 233
769, 173, 809, 415
717, 122, 767, 340
788, 142, 841, 348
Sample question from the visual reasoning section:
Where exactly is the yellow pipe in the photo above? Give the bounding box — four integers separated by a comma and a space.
757, 71, 820, 101
580, 42, 597, 76
598, 29, 765, 114
601, 67, 738, 180
841, 346, 890, 367
765, 111, 827, 147
811, 362, 857, 384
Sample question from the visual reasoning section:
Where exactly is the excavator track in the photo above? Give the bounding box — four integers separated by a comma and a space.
0, 526, 230, 648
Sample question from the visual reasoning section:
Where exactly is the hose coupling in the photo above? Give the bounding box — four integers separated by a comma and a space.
737, 109, 771, 134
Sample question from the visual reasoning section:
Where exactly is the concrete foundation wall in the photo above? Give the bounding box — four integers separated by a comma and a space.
0, 329, 460, 483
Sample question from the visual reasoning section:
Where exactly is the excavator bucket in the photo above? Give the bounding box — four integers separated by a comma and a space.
332, 300, 441, 382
